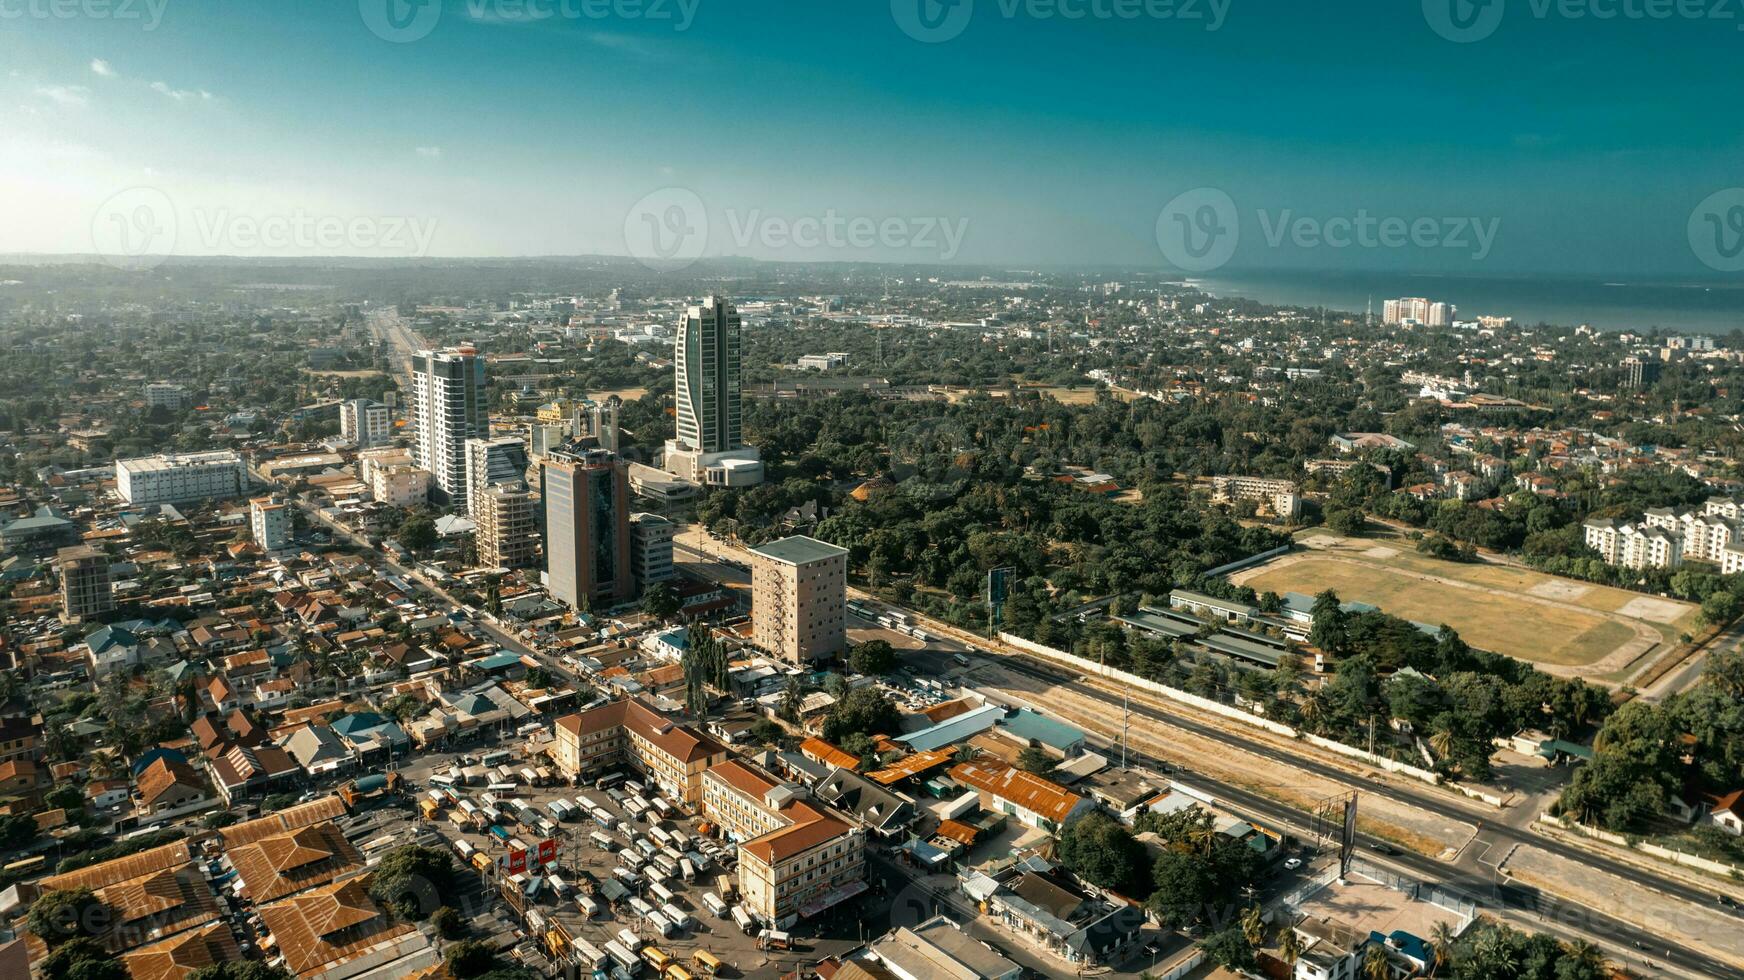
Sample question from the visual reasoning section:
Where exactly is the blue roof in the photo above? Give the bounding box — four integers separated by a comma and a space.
1373, 930, 1432, 965
899, 704, 1005, 752
471, 651, 523, 672
654, 628, 688, 650
1000, 709, 1083, 751
131, 747, 189, 776
331, 712, 389, 736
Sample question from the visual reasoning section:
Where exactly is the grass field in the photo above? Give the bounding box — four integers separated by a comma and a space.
1230, 534, 1701, 675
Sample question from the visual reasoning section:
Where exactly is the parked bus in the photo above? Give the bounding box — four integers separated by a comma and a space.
641, 945, 671, 972
730, 906, 755, 934
428, 774, 456, 790
701, 893, 728, 918
760, 930, 792, 952
648, 881, 674, 905
486, 781, 519, 796
661, 903, 692, 931
616, 928, 644, 951
645, 910, 676, 938
518, 766, 541, 786
592, 809, 619, 831
576, 893, 604, 918
573, 938, 609, 971
691, 950, 724, 977
590, 832, 617, 851
479, 750, 512, 767
595, 772, 627, 791
678, 858, 697, 882
603, 940, 642, 976
665, 965, 694, 980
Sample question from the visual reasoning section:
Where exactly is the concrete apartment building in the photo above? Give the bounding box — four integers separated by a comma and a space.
750, 535, 849, 663
1212, 475, 1302, 520
474, 482, 538, 569
143, 382, 191, 410
542, 446, 632, 609
629, 512, 676, 591
409, 346, 486, 507
116, 451, 249, 505
553, 699, 728, 805
464, 435, 530, 516
370, 465, 430, 508
338, 398, 392, 447
1584, 517, 1684, 570
249, 496, 293, 552
57, 544, 113, 624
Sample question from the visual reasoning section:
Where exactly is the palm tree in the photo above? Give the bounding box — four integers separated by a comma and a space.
1361, 943, 1391, 980
1427, 719, 1456, 762
778, 676, 807, 723
1279, 928, 1302, 973
1239, 904, 1264, 947
1428, 920, 1455, 976
1560, 938, 1607, 977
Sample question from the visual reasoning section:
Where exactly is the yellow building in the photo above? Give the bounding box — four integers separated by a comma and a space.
554, 699, 727, 804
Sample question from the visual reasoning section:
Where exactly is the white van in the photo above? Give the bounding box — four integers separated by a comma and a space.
645, 909, 677, 938
701, 892, 729, 918
661, 903, 693, 930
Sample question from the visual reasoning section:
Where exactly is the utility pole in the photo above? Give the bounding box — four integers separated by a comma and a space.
1122, 689, 1130, 769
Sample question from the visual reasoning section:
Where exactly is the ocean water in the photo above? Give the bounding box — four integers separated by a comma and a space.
1195, 269, 1744, 335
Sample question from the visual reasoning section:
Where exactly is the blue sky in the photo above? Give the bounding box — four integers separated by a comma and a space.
3, 0, 1742, 276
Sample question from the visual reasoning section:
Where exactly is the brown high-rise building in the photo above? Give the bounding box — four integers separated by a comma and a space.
58, 545, 113, 624
542, 446, 632, 609
750, 535, 849, 664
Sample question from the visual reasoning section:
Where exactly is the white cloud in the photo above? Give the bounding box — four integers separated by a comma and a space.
151, 81, 214, 103
34, 85, 89, 108
90, 59, 116, 78
416, 146, 443, 158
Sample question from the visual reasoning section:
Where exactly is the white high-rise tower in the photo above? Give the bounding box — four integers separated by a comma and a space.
410, 346, 486, 508
663, 296, 762, 486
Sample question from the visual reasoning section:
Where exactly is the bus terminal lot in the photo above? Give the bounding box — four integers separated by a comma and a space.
419, 770, 869, 978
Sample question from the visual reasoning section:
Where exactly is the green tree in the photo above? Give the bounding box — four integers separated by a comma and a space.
641, 581, 680, 621
39, 937, 125, 980
187, 964, 296, 980
848, 639, 899, 676
29, 888, 110, 947
367, 844, 453, 920
1201, 927, 1256, 972
820, 685, 900, 743
444, 939, 499, 979
1015, 746, 1056, 776
1055, 811, 1146, 895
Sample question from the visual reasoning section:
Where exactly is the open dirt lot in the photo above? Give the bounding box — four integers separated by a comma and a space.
1230, 534, 1700, 680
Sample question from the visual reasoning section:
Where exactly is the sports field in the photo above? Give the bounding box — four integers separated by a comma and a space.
1230, 534, 1700, 679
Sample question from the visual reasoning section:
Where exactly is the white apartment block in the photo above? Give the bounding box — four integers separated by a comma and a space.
410, 346, 486, 507
116, 451, 249, 505
1644, 505, 1744, 564
1583, 518, 1683, 570
371, 465, 430, 509
143, 382, 191, 410
339, 398, 393, 448
750, 535, 849, 663
1212, 475, 1302, 520
250, 496, 293, 552
465, 436, 529, 516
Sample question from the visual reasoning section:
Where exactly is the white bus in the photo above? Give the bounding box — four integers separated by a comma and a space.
573, 938, 609, 970
603, 940, 641, 975
701, 892, 728, 918
648, 881, 674, 905
730, 905, 756, 934
662, 903, 693, 931
645, 910, 676, 938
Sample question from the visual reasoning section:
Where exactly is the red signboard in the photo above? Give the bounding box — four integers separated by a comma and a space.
537, 838, 557, 867
506, 848, 527, 874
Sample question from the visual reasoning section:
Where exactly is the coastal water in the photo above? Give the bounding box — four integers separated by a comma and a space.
1196, 269, 1744, 335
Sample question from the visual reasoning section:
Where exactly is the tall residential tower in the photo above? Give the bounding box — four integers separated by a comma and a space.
410, 346, 486, 508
